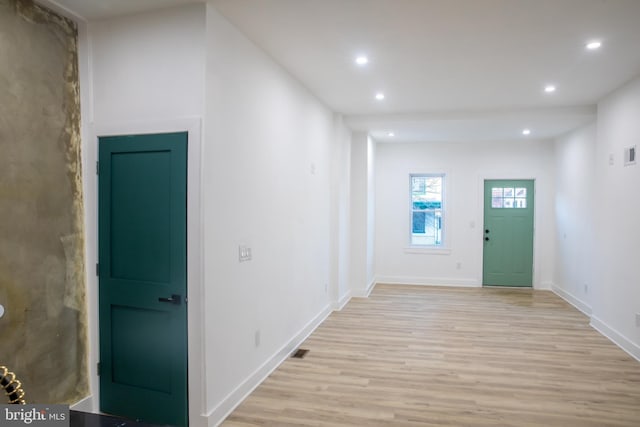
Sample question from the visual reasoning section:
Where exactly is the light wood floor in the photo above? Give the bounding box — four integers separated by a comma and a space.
223, 285, 640, 426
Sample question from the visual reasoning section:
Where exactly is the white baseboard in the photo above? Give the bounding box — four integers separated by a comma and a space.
590, 316, 640, 363
333, 290, 352, 311
551, 285, 592, 316
375, 276, 480, 288
205, 303, 334, 426
70, 395, 93, 412
538, 280, 553, 290
352, 278, 377, 297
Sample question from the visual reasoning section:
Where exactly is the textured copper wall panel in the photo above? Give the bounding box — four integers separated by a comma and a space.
0, 0, 87, 403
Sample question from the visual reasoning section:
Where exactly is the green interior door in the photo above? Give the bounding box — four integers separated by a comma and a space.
482, 179, 534, 287
98, 132, 188, 426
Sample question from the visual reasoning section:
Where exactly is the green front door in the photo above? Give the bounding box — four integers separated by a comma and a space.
98, 132, 188, 426
482, 180, 534, 287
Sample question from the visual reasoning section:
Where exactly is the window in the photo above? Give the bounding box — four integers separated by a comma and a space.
411, 174, 444, 246
491, 187, 527, 209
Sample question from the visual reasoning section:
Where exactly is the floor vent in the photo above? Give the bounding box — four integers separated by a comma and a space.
291, 348, 309, 359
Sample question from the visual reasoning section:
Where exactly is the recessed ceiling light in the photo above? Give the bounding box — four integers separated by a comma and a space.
375, 92, 385, 100
355, 55, 369, 65
388, 132, 395, 137
522, 129, 531, 136
586, 40, 602, 50
544, 85, 556, 93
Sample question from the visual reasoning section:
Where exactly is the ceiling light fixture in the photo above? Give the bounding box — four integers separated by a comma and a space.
586, 40, 602, 50
388, 132, 395, 137
375, 92, 385, 100
522, 129, 531, 136
355, 55, 369, 65
544, 85, 556, 93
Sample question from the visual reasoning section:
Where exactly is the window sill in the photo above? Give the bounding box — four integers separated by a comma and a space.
404, 246, 452, 255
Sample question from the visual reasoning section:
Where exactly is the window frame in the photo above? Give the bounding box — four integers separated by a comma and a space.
409, 173, 446, 249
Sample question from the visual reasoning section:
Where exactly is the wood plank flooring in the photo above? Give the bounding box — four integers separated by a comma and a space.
222, 285, 640, 426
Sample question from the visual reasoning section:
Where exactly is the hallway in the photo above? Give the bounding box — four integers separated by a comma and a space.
224, 285, 640, 426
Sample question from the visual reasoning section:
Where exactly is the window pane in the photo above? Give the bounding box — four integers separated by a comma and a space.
411, 209, 442, 245
503, 198, 514, 208
412, 212, 425, 233
412, 176, 442, 209
492, 197, 503, 208
503, 187, 514, 198
411, 174, 444, 246
515, 198, 527, 208
515, 187, 527, 197
412, 177, 426, 193
492, 187, 503, 197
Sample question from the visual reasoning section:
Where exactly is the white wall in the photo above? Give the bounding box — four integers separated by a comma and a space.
203, 6, 345, 424
77, 4, 353, 424
366, 136, 376, 287
591, 75, 640, 359
330, 114, 353, 307
553, 123, 597, 314
81, 3, 208, 422
375, 140, 555, 288
349, 132, 376, 296
90, 6, 206, 123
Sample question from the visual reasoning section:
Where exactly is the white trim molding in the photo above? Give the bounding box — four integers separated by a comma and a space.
90, 117, 206, 425
333, 290, 352, 311
205, 304, 334, 426
376, 276, 480, 288
551, 285, 592, 316
352, 278, 377, 297
590, 316, 640, 363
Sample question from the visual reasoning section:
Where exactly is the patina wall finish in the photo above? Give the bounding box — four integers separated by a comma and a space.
0, 0, 87, 403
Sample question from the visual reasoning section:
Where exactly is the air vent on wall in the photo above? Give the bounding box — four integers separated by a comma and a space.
291, 348, 309, 359
624, 145, 636, 166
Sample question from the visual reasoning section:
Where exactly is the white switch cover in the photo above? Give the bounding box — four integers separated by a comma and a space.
0, 304, 4, 319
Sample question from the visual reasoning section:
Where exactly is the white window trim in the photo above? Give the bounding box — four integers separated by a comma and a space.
404, 246, 452, 255
409, 173, 448, 249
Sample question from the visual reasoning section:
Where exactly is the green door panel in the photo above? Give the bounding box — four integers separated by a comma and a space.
99, 132, 188, 427
482, 180, 534, 287
110, 150, 172, 283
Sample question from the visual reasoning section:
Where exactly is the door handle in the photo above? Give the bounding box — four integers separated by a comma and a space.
158, 294, 182, 305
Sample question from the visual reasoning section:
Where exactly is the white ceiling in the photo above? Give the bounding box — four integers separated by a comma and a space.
48, 0, 203, 21
49, 0, 640, 142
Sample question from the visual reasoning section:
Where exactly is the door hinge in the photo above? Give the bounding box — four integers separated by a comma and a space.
97, 362, 101, 376
96, 263, 99, 276
96, 161, 99, 175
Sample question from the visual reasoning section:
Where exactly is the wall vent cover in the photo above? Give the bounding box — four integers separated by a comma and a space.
624, 145, 636, 166
291, 348, 309, 359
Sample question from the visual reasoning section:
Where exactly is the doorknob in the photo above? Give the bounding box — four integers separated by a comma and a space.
158, 294, 182, 305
